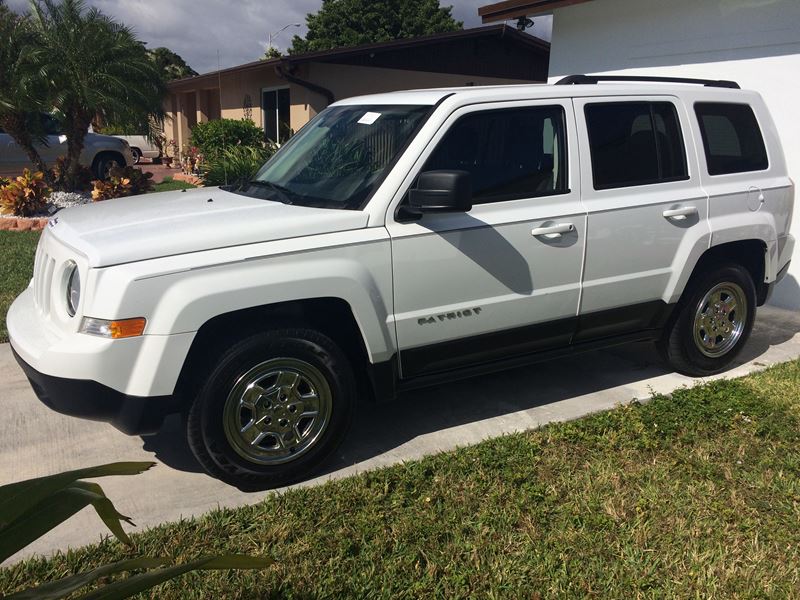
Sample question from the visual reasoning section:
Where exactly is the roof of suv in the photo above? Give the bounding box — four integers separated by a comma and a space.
334, 81, 753, 107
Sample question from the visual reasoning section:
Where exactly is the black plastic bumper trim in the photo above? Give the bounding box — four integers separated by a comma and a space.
11, 345, 176, 435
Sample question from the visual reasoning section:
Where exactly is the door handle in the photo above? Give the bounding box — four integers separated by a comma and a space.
531, 223, 574, 238
662, 206, 698, 220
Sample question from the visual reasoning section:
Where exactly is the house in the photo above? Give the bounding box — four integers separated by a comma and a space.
164, 25, 550, 150
480, 0, 800, 309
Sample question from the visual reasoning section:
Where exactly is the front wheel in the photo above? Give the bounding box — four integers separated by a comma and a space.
659, 263, 756, 376
92, 152, 125, 180
186, 329, 356, 490
130, 148, 142, 164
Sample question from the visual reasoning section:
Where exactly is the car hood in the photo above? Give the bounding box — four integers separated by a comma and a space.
49, 187, 369, 267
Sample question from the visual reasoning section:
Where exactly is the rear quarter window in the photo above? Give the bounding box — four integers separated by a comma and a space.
694, 103, 768, 175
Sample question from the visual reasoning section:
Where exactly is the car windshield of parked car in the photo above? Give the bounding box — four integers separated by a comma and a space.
239, 104, 432, 209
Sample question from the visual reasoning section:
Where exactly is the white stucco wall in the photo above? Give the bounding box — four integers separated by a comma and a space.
547, 0, 800, 308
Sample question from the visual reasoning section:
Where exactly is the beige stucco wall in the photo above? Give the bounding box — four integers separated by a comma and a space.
164, 62, 537, 152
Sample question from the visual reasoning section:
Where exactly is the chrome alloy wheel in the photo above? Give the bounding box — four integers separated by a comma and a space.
693, 282, 747, 358
222, 358, 332, 465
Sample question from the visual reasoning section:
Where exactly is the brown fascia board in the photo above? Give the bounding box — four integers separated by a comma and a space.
479, 0, 595, 22
167, 24, 550, 90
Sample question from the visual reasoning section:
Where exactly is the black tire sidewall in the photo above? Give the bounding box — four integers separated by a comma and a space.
670, 263, 756, 375
187, 330, 355, 490
93, 154, 121, 179
131, 148, 142, 164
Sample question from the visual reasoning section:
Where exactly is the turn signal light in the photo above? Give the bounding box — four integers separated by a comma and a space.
81, 317, 146, 339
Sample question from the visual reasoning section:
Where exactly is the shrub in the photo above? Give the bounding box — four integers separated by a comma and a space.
92, 166, 154, 200
190, 118, 265, 158
0, 176, 10, 188
51, 156, 93, 192
0, 169, 51, 216
201, 145, 274, 188
0, 462, 271, 597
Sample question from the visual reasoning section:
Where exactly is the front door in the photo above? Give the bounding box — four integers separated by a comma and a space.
387, 100, 586, 378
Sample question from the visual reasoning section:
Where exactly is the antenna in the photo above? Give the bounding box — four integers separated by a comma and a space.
217, 49, 228, 186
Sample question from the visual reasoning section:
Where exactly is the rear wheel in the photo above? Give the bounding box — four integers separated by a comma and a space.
659, 262, 756, 376
186, 329, 356, 490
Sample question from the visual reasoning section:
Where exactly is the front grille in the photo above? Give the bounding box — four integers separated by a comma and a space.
32, 235, 56, 316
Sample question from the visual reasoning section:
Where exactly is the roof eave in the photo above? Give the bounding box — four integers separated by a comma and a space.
479, 0, 595, 22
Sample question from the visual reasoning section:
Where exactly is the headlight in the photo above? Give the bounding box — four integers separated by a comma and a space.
65, 261, 80, 317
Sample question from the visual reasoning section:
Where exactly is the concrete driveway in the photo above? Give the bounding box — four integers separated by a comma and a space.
3, 304, 800, 564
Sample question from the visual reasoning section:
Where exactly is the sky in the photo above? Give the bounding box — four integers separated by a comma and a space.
6, 0, 552, 74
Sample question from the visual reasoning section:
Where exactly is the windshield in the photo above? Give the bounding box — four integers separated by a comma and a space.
236, 104, 432, 209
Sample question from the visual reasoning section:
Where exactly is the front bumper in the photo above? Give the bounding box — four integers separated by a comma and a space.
12, 345, 175, 435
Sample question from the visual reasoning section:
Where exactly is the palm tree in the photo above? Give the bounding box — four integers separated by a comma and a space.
0, 4, 52, 180
29, 0, 166, 190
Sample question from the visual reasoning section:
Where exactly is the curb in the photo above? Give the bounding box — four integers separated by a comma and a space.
0, 217, 48, 231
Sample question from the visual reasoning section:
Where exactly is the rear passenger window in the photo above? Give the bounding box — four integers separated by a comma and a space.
585, 102, 688, 190
423, 106, 568, 204
695, 103, 768, 175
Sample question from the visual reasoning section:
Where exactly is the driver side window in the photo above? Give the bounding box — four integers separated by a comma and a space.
423, 105, 568, 204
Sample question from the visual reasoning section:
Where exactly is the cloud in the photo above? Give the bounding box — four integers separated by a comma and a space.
6, 0, 552, 74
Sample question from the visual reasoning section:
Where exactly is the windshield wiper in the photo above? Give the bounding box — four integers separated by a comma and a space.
247, 180, 293, 204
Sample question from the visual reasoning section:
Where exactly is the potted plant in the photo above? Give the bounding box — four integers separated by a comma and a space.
163, 139, 178, 168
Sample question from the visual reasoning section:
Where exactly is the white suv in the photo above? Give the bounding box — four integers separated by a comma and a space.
8, 76, 795, 490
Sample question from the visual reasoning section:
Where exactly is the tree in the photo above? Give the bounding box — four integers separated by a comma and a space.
148, 46, 198, 81
0, 2, 52, 180
289, 0, 462, 54
263, 45, 282, 60
29, 0, 167, 190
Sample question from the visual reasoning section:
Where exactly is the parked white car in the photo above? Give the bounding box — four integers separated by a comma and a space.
0, 114, 133, 178
112, 135, 161, 164
8, 76, 795, 490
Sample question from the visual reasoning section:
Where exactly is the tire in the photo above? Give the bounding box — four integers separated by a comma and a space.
92, 152, 125, 179
130, 148, 142, 164
659, 262, 756, 377
186, 329, 356, 490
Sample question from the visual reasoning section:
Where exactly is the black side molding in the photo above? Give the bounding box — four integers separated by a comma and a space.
555, 74, 741, 89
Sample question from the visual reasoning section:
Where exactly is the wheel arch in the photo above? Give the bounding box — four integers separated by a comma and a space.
173, 297, 382, 408
681, 239, 770, 306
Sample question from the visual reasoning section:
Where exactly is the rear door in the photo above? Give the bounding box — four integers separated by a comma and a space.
573, 96, 710, 340
387, 99, 586, 378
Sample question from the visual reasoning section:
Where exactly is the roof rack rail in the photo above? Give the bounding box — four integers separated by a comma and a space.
555, 75, 741, 89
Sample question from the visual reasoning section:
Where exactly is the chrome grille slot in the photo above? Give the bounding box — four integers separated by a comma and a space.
41, 257, 56, 315
33, 246, 48, 310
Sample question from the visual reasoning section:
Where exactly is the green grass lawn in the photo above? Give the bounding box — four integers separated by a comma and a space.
151, 177, 197, 193
2, 360, 799, 598
0, 231, 40, 343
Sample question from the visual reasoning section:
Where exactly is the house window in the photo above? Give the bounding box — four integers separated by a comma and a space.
695, 103, 768, 175
585, 101, 688, 190
422, 105, 568, 204
263, 88, 290, 144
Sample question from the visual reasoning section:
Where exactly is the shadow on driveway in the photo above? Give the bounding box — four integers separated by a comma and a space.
140, 307, 800, 480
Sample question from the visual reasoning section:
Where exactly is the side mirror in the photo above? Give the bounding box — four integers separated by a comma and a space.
408, 170, 472, 214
